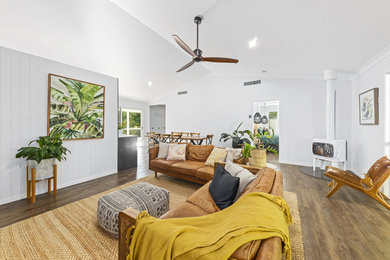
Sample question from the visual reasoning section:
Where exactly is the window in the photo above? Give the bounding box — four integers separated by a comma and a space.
120, 108, 142, 137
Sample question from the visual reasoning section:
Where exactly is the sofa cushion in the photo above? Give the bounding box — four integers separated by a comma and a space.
150, 159, 180, 170
187, 144, 214, 162
195, 166, 214, 181
209, 164, 239, 210
160, 201, 208, 219
187, 183, 220, 214
170, 161, 206, 176
166, 144, 187, 161
205, 148, 228, 166
157, 143, 170, 159
240, 167, 275, 197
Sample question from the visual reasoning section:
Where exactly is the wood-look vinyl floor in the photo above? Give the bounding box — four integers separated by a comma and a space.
0, 148, 389, 260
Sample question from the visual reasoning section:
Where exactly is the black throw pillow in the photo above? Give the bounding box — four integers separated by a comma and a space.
209, 163, 240, 210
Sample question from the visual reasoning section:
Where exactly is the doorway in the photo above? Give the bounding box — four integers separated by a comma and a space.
253, 100, 280, 162
150, 105, 166, 134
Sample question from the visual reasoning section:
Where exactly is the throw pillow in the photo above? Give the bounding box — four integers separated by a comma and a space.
225, 160, 257, 201
205, 148, 228, 166
226, 148, 242, 162
157, 143, 170, 159
209, 163, 239, 210
166, 144, 186, 161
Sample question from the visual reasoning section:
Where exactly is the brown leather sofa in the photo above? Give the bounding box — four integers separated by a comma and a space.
149, 144, 259, 184
119, 164, 284, 260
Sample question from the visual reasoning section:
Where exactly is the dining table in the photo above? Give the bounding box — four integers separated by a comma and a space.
180, 136, 207, 145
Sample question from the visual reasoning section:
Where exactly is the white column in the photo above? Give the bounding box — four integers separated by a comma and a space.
324, 69, 338, 141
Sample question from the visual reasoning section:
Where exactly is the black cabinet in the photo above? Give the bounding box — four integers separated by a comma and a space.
118, 136, 137, 171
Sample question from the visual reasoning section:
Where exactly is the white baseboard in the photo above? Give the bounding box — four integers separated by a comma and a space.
0, 169, 117, 205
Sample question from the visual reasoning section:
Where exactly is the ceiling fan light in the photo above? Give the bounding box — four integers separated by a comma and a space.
254, 112, 262, 124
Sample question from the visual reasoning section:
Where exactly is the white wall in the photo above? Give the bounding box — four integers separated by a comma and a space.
151, 74, 351, 167
119, 97, 149, 145
351, 52, 390, 196
0, 46, 118, 205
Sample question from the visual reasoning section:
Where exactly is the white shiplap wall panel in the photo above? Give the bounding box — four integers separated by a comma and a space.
0, 46, 118, 205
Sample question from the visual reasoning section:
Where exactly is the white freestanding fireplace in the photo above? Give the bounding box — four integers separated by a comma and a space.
313, 69, 347, 170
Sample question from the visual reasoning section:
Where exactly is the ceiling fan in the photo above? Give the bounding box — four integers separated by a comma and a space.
173, 16, 239, 72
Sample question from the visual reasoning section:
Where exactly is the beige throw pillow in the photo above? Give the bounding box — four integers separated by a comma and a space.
166, 144, 186, 161
226, 148, 242, 162
205, 148, 228, 166
225, 160, 257, 201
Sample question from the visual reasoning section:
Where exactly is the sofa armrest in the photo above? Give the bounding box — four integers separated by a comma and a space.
149, 146, 159, 160
118, 208, 140, 260
214, 162, 261, 175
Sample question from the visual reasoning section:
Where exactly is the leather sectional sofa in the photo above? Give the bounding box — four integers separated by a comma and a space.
119, 156, 284, 259
149, 144, 259, 184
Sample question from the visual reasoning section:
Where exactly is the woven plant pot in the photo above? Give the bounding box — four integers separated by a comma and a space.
248, 149, 267, 168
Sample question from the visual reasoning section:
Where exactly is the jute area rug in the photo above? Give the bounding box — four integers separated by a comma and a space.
0, 175, 304, 260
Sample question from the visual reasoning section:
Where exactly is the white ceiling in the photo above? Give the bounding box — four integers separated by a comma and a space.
113, 0, 390, 79
1, 0, 390, 102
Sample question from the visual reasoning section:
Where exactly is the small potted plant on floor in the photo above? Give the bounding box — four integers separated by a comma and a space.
242, 130, 278, 168
220, 122, 251, 148
16, 134, 70, 180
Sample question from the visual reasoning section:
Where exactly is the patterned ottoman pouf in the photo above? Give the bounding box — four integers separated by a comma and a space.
97, 182, 169, 238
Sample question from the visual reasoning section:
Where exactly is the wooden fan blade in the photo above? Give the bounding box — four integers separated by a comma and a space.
172, 35, 196, 57
202, 57, 239, 63
177, 60, 195, 72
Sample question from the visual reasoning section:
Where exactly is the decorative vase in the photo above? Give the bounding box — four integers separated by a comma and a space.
27, 158, 56, 181
248, 149, 267, 168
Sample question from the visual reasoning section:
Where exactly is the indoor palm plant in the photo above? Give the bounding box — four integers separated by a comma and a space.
16, 135, 70, 180
219, 122, 251, 148
242, 130, 278, 167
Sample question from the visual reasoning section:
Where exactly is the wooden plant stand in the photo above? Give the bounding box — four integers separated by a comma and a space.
26, 164, 57, 204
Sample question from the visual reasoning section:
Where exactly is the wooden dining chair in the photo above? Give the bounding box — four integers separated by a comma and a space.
190, 132, 200, 137
206, 134, 214, 145
169, 134, 182, 143
324, 156, 390, 210
160, 134, 170, 143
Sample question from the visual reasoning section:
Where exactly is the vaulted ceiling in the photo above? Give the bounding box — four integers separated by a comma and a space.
1, 0, 390, 101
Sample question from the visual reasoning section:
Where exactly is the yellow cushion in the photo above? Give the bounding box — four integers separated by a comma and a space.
205, 148, 228, 166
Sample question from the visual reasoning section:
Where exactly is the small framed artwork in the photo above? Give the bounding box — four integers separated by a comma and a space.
48, 74, 105, 140
359, 88, 379, 125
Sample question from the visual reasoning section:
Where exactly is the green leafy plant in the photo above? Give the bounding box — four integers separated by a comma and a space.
242, 130, 278, 159
118, 121, 126, 130
219, 122, 251, 148
15, 135, 70, 163
49, 76, 104, 139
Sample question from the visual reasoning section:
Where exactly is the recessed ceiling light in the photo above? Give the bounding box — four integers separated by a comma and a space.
262, 70, 267, 73
248, 37, 258, 48
148, 81, 152, 86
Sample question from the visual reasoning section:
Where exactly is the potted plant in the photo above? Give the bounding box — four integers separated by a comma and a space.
242, 130, 278, 168
16, 135, 70, 180
220, 122, 251, 148
118, 121, 126, 137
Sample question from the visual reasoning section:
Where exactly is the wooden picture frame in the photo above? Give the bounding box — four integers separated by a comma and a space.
48, 74, 105, 140
359, 88, 379, 125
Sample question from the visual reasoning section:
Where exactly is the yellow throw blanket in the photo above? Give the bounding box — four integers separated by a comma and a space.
127, 192, 292, 260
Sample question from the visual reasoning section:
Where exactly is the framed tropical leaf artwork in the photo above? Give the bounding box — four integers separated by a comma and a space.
359, 88, 379, 125
48, 74, 105, 140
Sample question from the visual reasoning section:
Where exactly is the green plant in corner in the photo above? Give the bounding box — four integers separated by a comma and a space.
242, 130, 278, 159
15, 134, 70, 163
219, 122, 251, 148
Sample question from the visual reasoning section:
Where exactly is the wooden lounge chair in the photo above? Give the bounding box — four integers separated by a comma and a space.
324, 156, 390, 210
